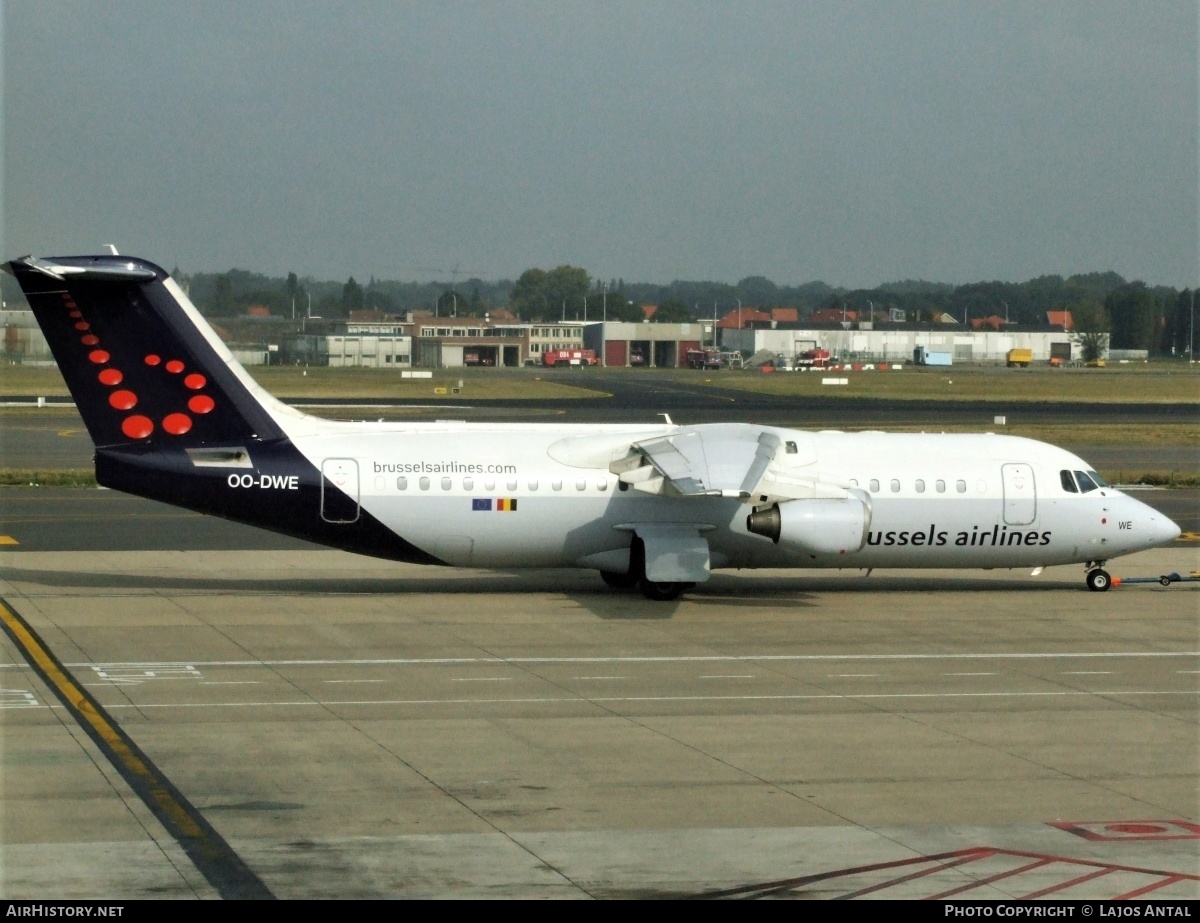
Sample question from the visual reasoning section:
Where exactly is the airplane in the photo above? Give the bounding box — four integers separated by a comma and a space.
4, 253, 1182, 600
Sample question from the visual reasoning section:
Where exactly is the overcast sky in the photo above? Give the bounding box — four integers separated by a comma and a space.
3, 1, 1197, 289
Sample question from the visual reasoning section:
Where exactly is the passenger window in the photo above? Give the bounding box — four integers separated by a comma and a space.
419, 477, 430, 490
1075, 470, 1098, 493
890, 479, 900, 493
849, 478, 858, 487
552, 480, 562, 491
869, 479, 880, 493
935, 479, 945, 493
507, 478, 518, 491
956, 480, 967, 493
528, 480, 538, 491
576, 479, 586, 491
397, 476, 407, 490
463, 477, 473, 491
1060, 470, 1078, 493
484, 479, 495, 491
441, 477, 452, 490
915, 479, 925, 493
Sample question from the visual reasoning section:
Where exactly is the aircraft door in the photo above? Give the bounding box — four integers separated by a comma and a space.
1002, 463, 1036, 525
321, 458, 360, 523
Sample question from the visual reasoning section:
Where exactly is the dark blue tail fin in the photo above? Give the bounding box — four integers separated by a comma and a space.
5, 255, 287, 448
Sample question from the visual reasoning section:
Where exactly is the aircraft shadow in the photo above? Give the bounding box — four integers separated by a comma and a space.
1, 565, 1080, 605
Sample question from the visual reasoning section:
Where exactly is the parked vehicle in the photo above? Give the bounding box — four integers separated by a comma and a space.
793, 348, 833, 369
913, 347, 953, 366
542, 348, 598, 368
1006, 348, 1033, 368
686, 347, 722, 369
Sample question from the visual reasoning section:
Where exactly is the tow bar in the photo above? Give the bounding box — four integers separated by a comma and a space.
1112, 570, 1200, 588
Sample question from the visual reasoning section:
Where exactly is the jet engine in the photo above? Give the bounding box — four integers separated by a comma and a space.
746, 496, 871, 555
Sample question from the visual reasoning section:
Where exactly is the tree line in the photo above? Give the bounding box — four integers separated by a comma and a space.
164, 265, 1196, 357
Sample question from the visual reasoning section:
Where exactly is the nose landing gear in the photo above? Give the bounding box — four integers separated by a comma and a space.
1085, 562, 1111, 592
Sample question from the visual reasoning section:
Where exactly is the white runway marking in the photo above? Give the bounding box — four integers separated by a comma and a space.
0, 650, 1188, 672
60, 689, 1199, 712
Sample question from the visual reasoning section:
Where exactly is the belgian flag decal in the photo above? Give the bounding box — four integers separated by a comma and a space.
472, 499, 518, 512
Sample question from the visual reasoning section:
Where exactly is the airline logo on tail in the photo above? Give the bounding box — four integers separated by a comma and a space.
62, 287, 218, 440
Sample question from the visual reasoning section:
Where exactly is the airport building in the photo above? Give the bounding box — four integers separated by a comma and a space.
719, 322, 1077, 364
582, 321, 714, 367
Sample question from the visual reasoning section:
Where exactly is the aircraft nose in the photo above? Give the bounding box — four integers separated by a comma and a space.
1132, 496, 1181, 547
1153, 514, 1182, 545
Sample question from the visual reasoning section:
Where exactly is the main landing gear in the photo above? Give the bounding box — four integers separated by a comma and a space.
599, 569, 693, 600
1085, 562, 1111, 592
599, 539, 696, 601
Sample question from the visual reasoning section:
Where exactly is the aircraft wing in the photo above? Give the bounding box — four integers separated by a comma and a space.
608, 423, 851, 505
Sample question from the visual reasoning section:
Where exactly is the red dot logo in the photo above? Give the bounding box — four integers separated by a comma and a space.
98, 369, 124, 386
109, 390, 138, 410
121, 415, 154, 439
145, 354, 161, 366
188, 395, 215, 414
184, 373, 207, 390
74, 321, 90, 331
81, 334, 100, 346
165, 360, 185, 374
88, 350, 110, 364
69, 310, 82, 319
162, 413, 192, 435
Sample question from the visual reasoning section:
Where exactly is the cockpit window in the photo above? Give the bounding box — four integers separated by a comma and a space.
1088, 470, 1109, 487
1060, 470, 1078, 493
1075, 470, 1098, 493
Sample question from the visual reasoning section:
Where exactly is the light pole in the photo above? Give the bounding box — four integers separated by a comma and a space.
601, 283, 608, 366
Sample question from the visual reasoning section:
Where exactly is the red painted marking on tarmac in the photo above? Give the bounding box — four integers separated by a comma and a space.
1115, 874, 1188, 900
925, 857, 1053, 900
1020, 865, 1114, 899
839, 853, 981, 899
700, 845, 1200, 900
1051, 819, 1200, 842
1108, 823, 1169, 835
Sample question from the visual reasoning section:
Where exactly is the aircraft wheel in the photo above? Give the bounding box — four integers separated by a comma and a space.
1086, 569, 1112, 592
639, 580, 692, 601
600, 569, 640, 590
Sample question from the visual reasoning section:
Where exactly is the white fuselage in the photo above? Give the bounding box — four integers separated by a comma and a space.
270, 419, 1176, 574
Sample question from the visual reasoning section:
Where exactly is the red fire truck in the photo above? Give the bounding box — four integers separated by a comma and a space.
685, 347, 722, 369
793, 348, 833, 369
542, 348, 599, 367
